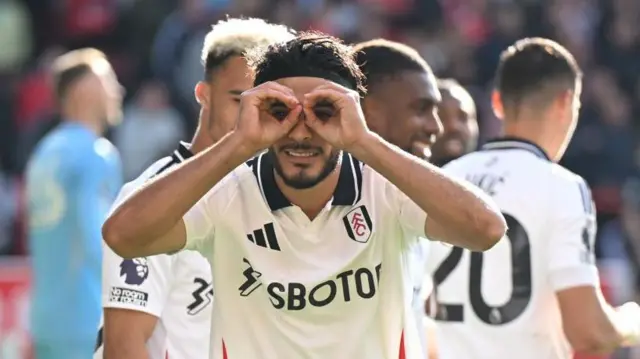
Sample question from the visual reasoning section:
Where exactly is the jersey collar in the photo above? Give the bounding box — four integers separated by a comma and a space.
248, 151, 363, 211
172, 141, 194, 162
154, 142, 195, 176
480, 137, 551, 161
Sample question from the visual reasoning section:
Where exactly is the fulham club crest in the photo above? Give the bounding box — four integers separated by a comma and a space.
343, 205, 373, 243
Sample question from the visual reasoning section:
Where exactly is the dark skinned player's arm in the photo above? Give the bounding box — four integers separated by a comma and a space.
351, 132, 506, 251
103, 309, 156, 359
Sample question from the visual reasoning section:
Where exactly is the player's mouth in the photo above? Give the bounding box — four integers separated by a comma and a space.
443, 138, 464, 154
411, 141, 432, 161
283, 149, 320, 157
436, 136, 465, 157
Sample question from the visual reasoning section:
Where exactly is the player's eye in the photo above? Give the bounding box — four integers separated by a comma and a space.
313, 100, 335, 121
269, 101, 290, 121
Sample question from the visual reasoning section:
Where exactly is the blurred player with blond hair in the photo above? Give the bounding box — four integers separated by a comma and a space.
94, 17, 295, 359
27, 48, 123, 359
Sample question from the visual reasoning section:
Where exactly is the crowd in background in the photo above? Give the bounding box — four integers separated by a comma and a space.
1, 0, 639, 301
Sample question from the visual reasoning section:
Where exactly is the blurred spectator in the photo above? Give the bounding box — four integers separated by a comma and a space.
0, 173, 18, 254
562, 68, 636, 221
0, 0, 32, 74
114, 80, 186, 181
151, 0, 215, 132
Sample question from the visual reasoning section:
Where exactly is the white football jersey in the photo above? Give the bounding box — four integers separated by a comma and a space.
94, 143, 212, 359
426, 138, 598, 359
407, 240, 431, 356
182, 151, 428, 359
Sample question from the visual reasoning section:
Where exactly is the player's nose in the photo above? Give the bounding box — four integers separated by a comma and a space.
421, 112, 443, 142
287, 117, 313, 142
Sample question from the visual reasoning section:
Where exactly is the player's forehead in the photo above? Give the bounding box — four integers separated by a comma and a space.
441, 87, 474, 118
210, 56, 253, 91
378, 70, 440, 104
274, 77, 335, 100
440, 91, 464, 112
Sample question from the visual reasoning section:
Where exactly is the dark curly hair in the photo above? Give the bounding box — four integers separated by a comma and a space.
245, 31, 366, 95
354, 39, 433, 93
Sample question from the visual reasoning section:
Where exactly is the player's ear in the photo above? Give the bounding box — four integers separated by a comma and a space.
553, 89, 573, 112
491, 90, 504, 121
195, 81, 211, 109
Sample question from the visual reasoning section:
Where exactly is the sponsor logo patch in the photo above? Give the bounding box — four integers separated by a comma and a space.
109, 287, 149, 307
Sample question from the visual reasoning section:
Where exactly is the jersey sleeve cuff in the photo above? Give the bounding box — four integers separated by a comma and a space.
102, 294, 163, 317
549, 266, 600, 291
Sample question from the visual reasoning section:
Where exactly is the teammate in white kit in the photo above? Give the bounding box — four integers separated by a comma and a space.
430, 78, 478, 169
423, 78, 479, 359
102, 33, 506, 359
426, 37, 640, 359
94, 18, 295, 359
353, 39, 443, 358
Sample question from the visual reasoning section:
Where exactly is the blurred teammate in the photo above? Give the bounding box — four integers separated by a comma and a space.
423, 78, 479, 358
94, 18, 295, 359
103, 33, 505, 359
353, 39, 442, 358
427, 38, 640, 359
430, 79, 478, 167
26, 48, 123, 359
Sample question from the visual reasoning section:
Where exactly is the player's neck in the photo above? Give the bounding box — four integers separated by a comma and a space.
63, 108, 103, 136
190, 125, 214, 155
275, 168, 341, 220
502, 118, 558, 161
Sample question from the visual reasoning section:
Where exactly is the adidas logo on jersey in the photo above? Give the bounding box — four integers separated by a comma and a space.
247, 222, 281, 251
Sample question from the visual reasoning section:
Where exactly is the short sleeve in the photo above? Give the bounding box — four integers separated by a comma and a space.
547, 176, 599, 291
183, 192, 218, 254
102, 244, 174, 317
385, 181, 427, 242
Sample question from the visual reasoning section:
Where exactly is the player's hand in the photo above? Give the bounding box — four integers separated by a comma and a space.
302, 83, 370, 151
617, 302, 640, 346
234, 82, 302, 154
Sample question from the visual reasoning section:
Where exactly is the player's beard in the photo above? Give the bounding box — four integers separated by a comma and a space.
268, 146, 341, 190
432, 156, 457, 167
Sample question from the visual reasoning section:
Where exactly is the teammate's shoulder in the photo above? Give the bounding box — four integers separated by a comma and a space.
92, 137, 119, 159
548, 165, 592, 210
547, 163, 589, 192
116, 157, 174, 199
194, 155, 256, 203
440, 151, 499, 177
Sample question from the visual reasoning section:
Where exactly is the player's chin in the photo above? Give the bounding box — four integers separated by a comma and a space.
280, 169, 324, 189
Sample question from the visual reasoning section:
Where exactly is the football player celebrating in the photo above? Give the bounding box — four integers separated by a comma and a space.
430, 78, 478, 168
103, 33, 506, 359
427, 37, 640, 359
94, 18, 295, 359
353, 39, 442, 358
425, 78, 479, 358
